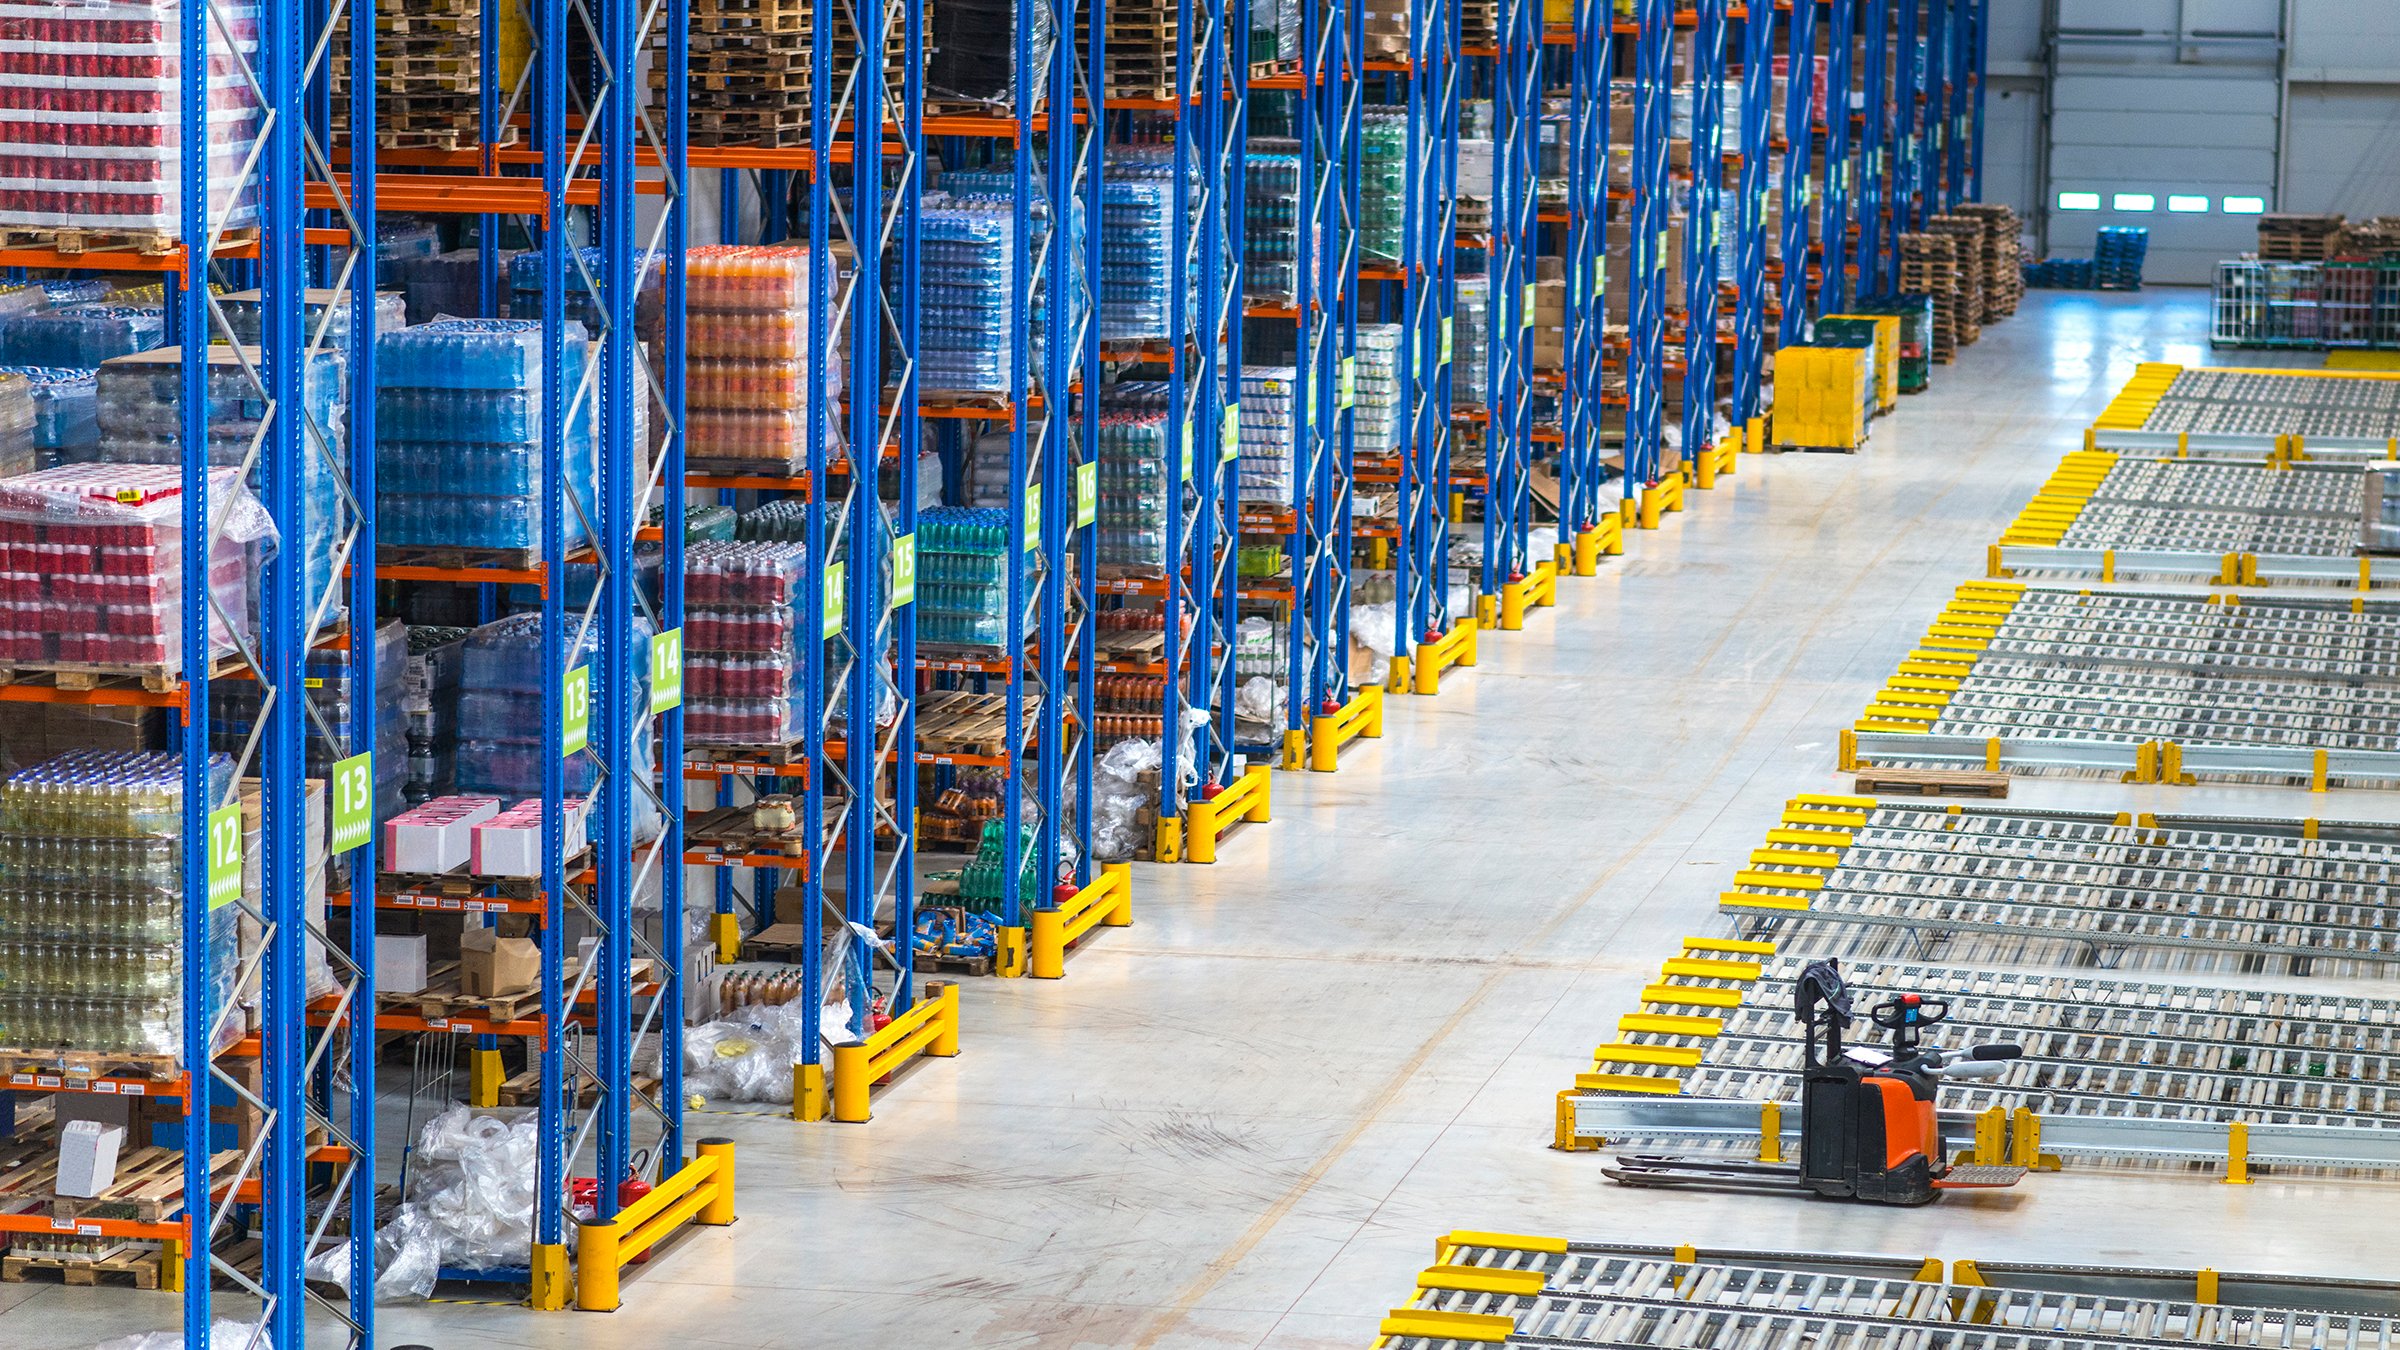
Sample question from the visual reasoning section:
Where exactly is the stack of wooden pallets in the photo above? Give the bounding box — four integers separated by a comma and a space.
1950, 202, 2023, 320
1926, 214, 1987, 348
2257, 213, 2347, 262
333, 0, 523, 150
1899, 232, 1963, 363
654, 0, 913, 148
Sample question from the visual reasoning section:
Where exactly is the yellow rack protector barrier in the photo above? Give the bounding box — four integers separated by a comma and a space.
1030, 861, 1132, 978
1181, 763, 1272, 863
1500, 560, 1558, 630
1413, 616, 1479, 695
1570, 513, 1624, 574
1310, 682, 1386, 771
826, 980, 960, 1122
574, 1139, 738, 1311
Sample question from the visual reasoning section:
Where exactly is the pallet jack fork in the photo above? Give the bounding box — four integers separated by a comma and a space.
1604, 959, 2029, 1205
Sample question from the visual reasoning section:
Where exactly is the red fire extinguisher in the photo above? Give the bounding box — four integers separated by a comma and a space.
617, 1151, 654, 1264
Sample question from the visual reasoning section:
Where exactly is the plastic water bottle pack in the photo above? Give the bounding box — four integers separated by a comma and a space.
0, 367, 98, 462
375, 318, 599, 553
1243, 141, 1301, 301
916, 506, 1033, 649
1352, 323, 1404, 457
0, 307, 166, 370
221, 288, 408, 347
403, 625, 469, 805
684, 539, 809, 747
1360, 111, 1407, 264
686, 245, 840, 475
383, 248, 522, 325
0, 749, 240, 1061
454, 611, 659, 843
1097, 382, 1171, 571
918, 196, 1022, 394
209, 619, 407, 822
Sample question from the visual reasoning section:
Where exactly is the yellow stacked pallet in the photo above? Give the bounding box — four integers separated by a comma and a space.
1825, 313, 1901, 412
1771, 345, 1870, 451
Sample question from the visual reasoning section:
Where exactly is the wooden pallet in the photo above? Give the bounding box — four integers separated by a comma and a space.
916, 689, 1037, 759
0, 1050, 179, 1086
687, 805, 809, 857
376, 542, 546, 574
0, 226, 189, 257
495, 1067, 658, 1108
1852, 767, 2010, 799
0, 1145, 240, 1223
2, 1247, 162, 1289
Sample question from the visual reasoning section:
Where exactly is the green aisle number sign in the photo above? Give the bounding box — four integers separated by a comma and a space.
207, 804, 243, 910
1337, 357, 1356, 410
562, 666, 590, 756
1181, 415, 1195, 481
1439, 316, 1453, 366
1522, 284, 1537, 327
1024, 484, 1042, 551
892, 533, 917, 607
1076, 462, 1097, 528
1222, 403, 1241, 462
650, 628, 683, 714
331, 752, 373, 855
823, 561, 845, 639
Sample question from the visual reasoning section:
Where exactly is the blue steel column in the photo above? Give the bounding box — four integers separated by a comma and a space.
1729, 0, 1771, 426
1967, 0, 1987, 199
1919, 0, 1945, 218
596, 0, 639, 1219
796, 0, 836, 1067
1626, 0, 1669, 487
1820, 0, 1854, 315
1944, 0, 1970, 208
1158, 0, 1199, 837
1482, 0, 1535, 600
1210, 0, 1247, 778
1682, 0, 1724, 472
1777, 0, 1817, 344
1858, 0, 1890, 298
1284, 0, 1324, 757
1397, 0, 1458, 671
657, 0, 690, 1157
886, 0, 928, 1004
261, 0, 305, 1332
174, 0, 211, 1320
1070, 0, 1099, 884
847, 0, 890, 1007
1893, 0, 1918, 240
342, 0, 381, 1319
533, 0, 571, 1278
1561, 0, 1608, 550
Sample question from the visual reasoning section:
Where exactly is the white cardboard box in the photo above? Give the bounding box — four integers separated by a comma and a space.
57, 1119, 124, 1198
376, 934, 429, 995
383, 796, 503, 874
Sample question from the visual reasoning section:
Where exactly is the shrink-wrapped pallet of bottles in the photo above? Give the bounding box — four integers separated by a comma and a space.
1, 367, 99, 463
374, 318, 597, 554
685, 246, 835, 476
0, 750, 241, 1062
211, 619, 407, 824
916, 506, 1027, 649
1097, 383, 1171, 572
1361, 110, 1407, 264
684, 541, 811, 747
0, 463, 271, 674
1238, 366, 1298, 504
1245, 142, 1301, 301
1353, 324, 1403, 456
403, 625, 469, 805
0, 0, 261, 237
0, 307, 166, 369
454, 611, 660, 842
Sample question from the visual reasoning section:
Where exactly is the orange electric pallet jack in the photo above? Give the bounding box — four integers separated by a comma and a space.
1604, 960, 2029, 1206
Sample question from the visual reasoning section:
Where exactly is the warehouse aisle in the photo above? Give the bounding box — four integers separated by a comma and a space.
371, 289, 2400, 1350
15, 290, 2328, 1350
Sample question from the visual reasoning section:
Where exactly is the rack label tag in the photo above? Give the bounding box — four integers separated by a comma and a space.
1181, 416, 1195, 481
207, 804, 243, 910
1439, 316, 1453, 366
823, 562, 845, 639
1076, 462, 1097, 527
1594, 258, 1607, 299
1337, 358, 1356, 410
892, 533, 917, 607
1521, 283, 1536, 327
562, 667, 590, 756
1024, 484, 1042, 551
650, 628, 683, 714
331, 752, 373, 855
1222, 403, 1241, 463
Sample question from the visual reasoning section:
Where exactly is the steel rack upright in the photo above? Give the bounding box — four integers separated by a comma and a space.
1390, 0, 1468, 695
1776, 0, 1818, 343
1818, 0, 1854, 315
1679, 0, 1728, 483
1246, 0, 1366, 770
1472, 0, 1541, 625
912, 0, 1097, 929
1965, 0, 1988, 199
1727, 0, 1776, 445
1140, 0, 1254, 862
1557, 0, 1618, 573
1891, 0, 1920, 239
323, 0, 700, 1303
1941, 0, 1971, 209
1624, 0, 1673, 494
1855, 0, 1890, 298
1919, 0, 1945, 218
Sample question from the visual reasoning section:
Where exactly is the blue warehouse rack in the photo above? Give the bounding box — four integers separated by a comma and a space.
1471, 0, 1542, 628
1818, 0, 1854, 315
1680, 0, 1728, 484
1777, 0, 1817, 343
1555, 0, 1616, 576
1856, 0, 1890, 299
1728, 0, 1776, 450
1390, 0, 1473, 696
1142, 0, 1255, 863
1625, 0, 1674, 495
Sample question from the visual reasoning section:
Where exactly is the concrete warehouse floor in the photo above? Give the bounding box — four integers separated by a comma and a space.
18, 287, 2400, 1350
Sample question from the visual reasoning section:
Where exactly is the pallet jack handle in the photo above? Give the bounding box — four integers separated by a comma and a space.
1794, 959, 1853, 1072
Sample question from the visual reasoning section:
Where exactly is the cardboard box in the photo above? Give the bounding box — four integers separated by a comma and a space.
57, 1120, 124, 1198
384, 795, 502, 874
460, 926, 541, 998
377, 933, 429, 994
